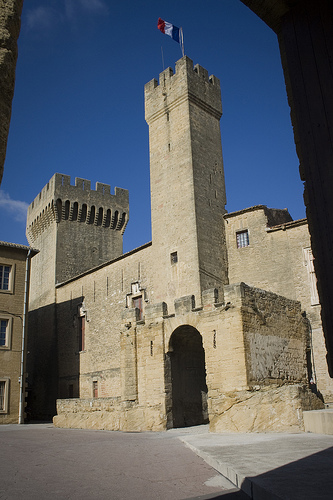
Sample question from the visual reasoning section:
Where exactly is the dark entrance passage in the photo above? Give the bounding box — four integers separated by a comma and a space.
168, 325, 208, 428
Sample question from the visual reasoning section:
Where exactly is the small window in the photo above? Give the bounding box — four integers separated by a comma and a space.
133, 296, 143, 320
170, 251, 178, 265
0, 379, 9, 413
0, 319, 9, 348
0, 265, 11, 291
236, 230, 249, 248
93, 381, 98, 398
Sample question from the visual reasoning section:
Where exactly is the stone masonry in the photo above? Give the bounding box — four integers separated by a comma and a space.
26, 173, 129, 418
224, 206, 333, 401
26, 56, 327, 431
0, 0, 23, 184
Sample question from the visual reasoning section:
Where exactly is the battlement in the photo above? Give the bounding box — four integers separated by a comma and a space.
26, 173, 129, 244
28, 174, 128, 214
145, 56, 222, 124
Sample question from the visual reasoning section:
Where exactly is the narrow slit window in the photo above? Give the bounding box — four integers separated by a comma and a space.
93, 381, 98, 398
78, 315, 85, 352
236, 230, 249, 248
170, 252, 178, 265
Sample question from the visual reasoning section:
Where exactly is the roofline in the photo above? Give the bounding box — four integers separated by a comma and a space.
224, 205, 289, 219
56, 241, 153, 288
266, 218, 307, 232
0, 240, 39, 256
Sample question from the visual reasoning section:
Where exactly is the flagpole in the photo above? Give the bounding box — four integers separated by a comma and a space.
180, 27, 184, 56
161, 46, 165, 70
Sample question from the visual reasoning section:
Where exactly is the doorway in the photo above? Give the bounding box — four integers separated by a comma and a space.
167, 325, 208, 428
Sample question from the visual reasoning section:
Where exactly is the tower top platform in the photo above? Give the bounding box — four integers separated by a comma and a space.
145, 56, 222, 124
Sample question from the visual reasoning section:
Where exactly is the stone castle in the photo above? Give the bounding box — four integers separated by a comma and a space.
25, 56, 331, 432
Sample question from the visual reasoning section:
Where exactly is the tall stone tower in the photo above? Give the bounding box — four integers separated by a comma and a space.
26, 173, 129, 285
26, 173, 129, 418
145, 56, 228, 306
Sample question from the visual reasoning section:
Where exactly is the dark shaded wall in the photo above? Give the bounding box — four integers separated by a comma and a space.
0, 0, 23, 184
241, 0, 333, 376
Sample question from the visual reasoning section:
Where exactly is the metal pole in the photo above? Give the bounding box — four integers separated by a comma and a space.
19, 249, 31, 424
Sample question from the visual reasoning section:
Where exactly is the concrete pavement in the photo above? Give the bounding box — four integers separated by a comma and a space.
0, 423, 246, 500
2, 423, 333, 499
178, 426, 333, 499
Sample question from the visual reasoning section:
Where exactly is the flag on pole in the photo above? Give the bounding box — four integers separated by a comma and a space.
157, 18, 180, 43
157, 18, 184, 56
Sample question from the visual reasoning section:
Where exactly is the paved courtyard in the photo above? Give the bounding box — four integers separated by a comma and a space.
0, 424, 244, 500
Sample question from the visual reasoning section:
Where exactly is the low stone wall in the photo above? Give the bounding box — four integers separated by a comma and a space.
55, 384, 324, 433
53, 398, 166, 432
209, 384, 324, 433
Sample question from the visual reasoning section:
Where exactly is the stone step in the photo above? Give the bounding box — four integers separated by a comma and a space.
303, 408, 333, 434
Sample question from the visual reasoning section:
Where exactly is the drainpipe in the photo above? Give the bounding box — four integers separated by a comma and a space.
19, 249, 31, 424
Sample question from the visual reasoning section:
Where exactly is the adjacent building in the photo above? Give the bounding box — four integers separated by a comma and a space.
0, 242, 38, 424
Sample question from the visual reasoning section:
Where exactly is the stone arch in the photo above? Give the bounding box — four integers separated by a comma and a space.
166, 325, 208, 428
79, 203, 87, 222
87, 205, 95, 224
97, 207, 103, 226
55, 199, 62, 222
71, 201, 78, 221
64, 200, 70, 220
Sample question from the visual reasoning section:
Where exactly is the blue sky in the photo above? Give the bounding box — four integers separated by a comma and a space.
0, 0, 304, 253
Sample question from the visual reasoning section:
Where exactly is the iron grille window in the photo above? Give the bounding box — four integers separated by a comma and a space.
0, 265, 11, 290
236, 230, 249, 248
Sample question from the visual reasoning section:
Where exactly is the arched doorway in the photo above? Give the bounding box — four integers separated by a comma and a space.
167, 325, 208, 428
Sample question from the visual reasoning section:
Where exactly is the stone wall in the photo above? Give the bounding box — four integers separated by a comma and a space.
26, 173, 129, 418
0, 0, 23, 184
56, 242, 154, 402
224, 206, 333, 401
145, 56, 228, 309
54, 284, 323, 432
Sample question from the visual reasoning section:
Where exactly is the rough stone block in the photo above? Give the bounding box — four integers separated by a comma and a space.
174, 295, 195, 315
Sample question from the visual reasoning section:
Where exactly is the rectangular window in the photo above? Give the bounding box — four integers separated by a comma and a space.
0, 265, 11, 290
93, 381, 98, 398
0, 379, 9, 413
132, 296, 143, 320
236, 230, 250, 248
0, 317, 11, 349
170, 251, 178, 265
0, 320, 8, 347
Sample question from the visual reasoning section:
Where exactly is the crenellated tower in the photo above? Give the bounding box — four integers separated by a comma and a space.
145, 56, 228, 306
26, 173, 129, 284
26, 173, 129, 418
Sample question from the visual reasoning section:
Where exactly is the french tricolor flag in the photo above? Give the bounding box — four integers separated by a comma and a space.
157, 18, 180, 43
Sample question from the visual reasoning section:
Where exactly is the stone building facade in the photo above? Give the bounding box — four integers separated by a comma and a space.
0, 0, 23, 184
0, 241, 37, 424
26, 56, 330, 431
